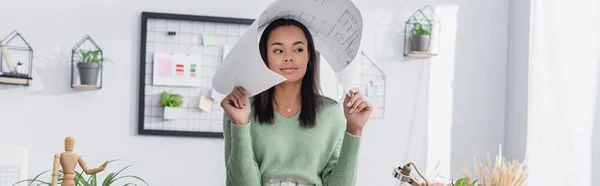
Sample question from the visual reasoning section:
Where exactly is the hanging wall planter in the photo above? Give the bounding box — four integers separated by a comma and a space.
410, 23, 431, 52
403, 5, 441, 58
160, 91, 183, 120
0, 30, 34, 86
71, 35, 104, 89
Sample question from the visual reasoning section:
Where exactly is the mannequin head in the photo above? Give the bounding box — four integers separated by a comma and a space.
64, 136, 75, 152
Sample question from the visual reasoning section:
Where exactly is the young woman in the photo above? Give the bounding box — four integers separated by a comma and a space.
221, 18, 372, 186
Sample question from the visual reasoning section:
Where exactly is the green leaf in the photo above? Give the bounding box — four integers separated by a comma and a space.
471, 180, 479, 186
107, 159, 121, 164
102, 173, 116, 186
78, 49, 104, 63
411, 22, 432, 36
109, 165, 133, 184
15, 160, 146, 186
74, 171, 91, 186
13, 170, 52, 186
91, 174, 97, 186
160, 92, 182, 107
12, 179, 50, 186
454, 178, 469, 186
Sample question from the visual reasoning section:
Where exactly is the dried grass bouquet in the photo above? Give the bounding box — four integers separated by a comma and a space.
459, 145, 527, 186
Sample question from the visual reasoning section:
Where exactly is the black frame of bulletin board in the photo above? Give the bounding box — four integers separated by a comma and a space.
137, 12, 254, 138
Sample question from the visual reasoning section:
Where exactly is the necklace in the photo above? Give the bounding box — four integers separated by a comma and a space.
276, 97, 300, 113
285, 103, 292, 113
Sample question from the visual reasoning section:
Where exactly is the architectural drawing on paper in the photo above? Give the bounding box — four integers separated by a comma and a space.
314, 0, 329, 4
258, 9, 360, 73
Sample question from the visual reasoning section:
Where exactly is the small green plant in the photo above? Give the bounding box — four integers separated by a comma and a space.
79, 49, 104, 63
13, 159, 148, 186
412, 22, 432, 36
451, 177, 478, 186
160, 92, 182, 107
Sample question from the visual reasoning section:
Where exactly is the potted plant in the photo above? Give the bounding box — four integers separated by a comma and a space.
15, 61, 24, 74
160, 91, 183, 120
451, 177, 478, 186
77, 49, 103, 85
13, 159, 148, 186
410, 22, 432, 52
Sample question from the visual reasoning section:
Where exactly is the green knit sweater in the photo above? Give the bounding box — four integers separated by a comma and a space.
223, 98, 362, 186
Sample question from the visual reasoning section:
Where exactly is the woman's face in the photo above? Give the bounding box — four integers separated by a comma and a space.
266, 25, 310, 83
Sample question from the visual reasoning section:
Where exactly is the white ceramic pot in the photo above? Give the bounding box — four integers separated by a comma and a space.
163, 107, 181, 120
16, 65, 25, 74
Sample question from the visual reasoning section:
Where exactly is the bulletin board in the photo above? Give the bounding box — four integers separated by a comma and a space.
137, 12, 253, 138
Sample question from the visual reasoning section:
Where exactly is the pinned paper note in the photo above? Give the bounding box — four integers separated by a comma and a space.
153, 53, 202, 87
369, 106, 380, 119
212, 0, 363, 97
202, 34, 216, 45
199, 96, 213, 112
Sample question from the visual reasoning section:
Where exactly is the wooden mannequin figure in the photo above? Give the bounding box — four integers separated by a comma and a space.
51, 137, 108, 186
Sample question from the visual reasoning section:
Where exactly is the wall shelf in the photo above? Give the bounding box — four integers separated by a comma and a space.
71, 84, 102, 89
403, 5, 441, 58
407, 51, 438, 58
0, 30, 34, 86
71, 35, 104, 89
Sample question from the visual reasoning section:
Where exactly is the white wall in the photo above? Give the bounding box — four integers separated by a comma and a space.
593, 2, 600, 184
0, 0, 510, 185
505, 0, 530, 162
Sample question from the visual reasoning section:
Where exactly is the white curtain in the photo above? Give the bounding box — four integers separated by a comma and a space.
527, 0, 599, 185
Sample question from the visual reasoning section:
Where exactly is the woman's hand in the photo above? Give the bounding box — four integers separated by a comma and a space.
343, 89, 373, 136
220, 86, 251, 125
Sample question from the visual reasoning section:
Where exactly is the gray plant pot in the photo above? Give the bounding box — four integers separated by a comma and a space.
411, 34, 431, 52
77, 62, 101, 85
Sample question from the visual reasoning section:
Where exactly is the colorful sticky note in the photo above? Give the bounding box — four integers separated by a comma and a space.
202, 34, 216, 45
199, 96, 213, 112
175, 64, 185, 76
190, 63, 197, 77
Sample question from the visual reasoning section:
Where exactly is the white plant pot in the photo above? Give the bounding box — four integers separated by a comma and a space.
16, 65, 25, 74
163, 107, 181, 120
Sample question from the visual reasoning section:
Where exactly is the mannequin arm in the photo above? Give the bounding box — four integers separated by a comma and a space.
51, 154, 60, 186
77, 157, 106, 175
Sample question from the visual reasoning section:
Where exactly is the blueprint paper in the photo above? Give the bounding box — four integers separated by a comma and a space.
334, 56, 361, 97
212, 22, 287, 97
211, 88, 226, 103
257, 0, 363, 73
212, 0, 363, 97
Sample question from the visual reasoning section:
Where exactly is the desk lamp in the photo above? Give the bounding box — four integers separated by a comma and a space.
393, 162, 429, 186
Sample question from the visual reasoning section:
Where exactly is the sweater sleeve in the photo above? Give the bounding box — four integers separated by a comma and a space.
223, 113, 262, 186
320, 130, 362, 186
